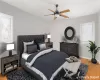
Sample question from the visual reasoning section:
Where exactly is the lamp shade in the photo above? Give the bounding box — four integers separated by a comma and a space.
6, 44, 14, 50
47, 34, 51, 38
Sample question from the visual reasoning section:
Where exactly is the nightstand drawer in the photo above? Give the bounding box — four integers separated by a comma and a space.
2, 55, 18, 64
3, 58, 17, 64
46, 42, 53, 48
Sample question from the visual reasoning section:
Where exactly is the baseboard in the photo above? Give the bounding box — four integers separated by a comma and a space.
80, 56, 100, 64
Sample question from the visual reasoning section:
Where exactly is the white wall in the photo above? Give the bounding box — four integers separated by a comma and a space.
0, 0, 49, 53
49, 13, 99, 61
96, 11, 100, 62
0, 1, 49, 73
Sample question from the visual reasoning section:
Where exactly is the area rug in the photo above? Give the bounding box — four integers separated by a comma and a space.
7, 69, 36, 80
77, 63, 88, 80
7, 63, 88, 80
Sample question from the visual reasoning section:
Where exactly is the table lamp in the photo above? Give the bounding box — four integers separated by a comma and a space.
6, 44, 14, 56
47, 34, 51, 43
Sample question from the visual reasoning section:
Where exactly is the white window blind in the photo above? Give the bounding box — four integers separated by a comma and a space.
80, 22, 95, 43
0, 13, 13, 43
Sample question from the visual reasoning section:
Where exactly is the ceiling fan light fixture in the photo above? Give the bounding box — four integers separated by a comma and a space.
45, 4, 70, 20
55, 14, 59, 17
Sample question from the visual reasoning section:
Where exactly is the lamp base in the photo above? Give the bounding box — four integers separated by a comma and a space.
9, 50, 12, 56
48, 38, 50, 43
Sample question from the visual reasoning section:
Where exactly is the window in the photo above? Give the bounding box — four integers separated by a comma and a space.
0, 13, 13, 43
80, 22, 95, 43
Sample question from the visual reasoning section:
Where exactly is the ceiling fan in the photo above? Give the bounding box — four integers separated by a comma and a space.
45, 4, 70, 20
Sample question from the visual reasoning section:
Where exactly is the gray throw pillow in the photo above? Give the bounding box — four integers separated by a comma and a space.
27, 44, 37, 54
23, 41, 34, 53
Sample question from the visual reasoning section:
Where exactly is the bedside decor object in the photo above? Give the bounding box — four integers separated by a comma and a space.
64, 26, 75, 40
73, 36, 79, 43
6, 43, 14, 56
87, 41, 100, 64
47, 34, 51, 43
62, 36, 67, 42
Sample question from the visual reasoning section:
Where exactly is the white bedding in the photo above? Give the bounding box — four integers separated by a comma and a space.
22, 53, 31, 60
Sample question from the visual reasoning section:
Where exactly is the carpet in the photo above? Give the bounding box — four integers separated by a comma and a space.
7, 63, 88, 80
78, 63, 88, 80
7, 69, 36, 80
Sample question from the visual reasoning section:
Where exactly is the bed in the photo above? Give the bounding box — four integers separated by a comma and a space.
17, 35, 69, 80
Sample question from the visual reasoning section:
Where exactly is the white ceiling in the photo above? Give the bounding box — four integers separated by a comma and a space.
1, 0, 100, 20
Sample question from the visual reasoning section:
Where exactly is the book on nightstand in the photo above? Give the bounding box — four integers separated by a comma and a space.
5, 66, 13, 72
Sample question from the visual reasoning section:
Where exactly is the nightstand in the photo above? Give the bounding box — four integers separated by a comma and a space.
1, 54, 19, 75
46, 42, 53, 48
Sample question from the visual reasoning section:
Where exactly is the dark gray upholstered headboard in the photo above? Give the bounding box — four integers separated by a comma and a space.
17, 35, 45, 66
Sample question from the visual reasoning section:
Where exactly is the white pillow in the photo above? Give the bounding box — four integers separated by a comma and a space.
22, 53, 31, 60
23, 41, 34, 53
39, 43, 46, 50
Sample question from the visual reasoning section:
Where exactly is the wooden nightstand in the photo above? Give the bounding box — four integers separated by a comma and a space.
46, 42, 53, 48
1, 54, 19, 75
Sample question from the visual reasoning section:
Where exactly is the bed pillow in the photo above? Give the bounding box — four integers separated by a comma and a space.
38, 43, 46, 50
34, 40, 40, 50
27, 44, 38, 54
23, 41, 34, 53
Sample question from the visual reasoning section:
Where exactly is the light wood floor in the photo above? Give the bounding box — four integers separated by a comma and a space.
0, 58, 100, 80
0, 74, 7, 80
81, 58, 100, 80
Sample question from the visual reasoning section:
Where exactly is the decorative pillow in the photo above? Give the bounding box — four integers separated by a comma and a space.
39, 43, 46, 50
27, 44, 37, 54
34, 40, 41, 50
23, 41, 34, 53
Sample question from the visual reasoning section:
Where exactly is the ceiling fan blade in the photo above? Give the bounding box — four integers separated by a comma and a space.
48, 9, 55, 13
60, 14, 69, 18
60, 9, 70, 13
44, 14, 54, 16
54, 16, 57, 20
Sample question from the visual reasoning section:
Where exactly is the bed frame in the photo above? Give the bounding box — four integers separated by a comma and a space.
17, 35, 45, 66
